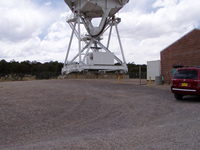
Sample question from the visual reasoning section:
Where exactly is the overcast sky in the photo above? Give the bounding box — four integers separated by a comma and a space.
0, 0, 200, 64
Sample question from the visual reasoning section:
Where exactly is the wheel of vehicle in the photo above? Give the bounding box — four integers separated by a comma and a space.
174, 93, 183, 100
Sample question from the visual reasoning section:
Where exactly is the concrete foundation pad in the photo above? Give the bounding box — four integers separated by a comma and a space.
60, 73, 129, 79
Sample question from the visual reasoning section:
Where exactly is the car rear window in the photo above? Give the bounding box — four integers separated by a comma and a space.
174, 69, 198, 79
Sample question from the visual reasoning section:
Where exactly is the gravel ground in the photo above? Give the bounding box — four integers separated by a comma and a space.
0, 79, 200, 150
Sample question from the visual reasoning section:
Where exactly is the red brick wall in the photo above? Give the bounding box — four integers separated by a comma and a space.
161, 29, 200, 83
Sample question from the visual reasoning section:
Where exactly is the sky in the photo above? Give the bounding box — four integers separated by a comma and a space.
0, 0, 200, 64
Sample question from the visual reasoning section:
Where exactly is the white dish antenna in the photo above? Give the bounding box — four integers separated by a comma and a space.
64, 0, 129, 36
62, 0, 129, 74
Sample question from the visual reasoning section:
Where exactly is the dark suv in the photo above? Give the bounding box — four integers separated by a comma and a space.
171, 67, 200, 100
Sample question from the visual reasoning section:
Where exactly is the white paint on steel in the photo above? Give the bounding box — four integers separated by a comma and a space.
86, 52, 114, 65
62, 0, 129, 74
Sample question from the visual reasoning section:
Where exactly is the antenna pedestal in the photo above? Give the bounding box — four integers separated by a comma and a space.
62, 0, 129, 75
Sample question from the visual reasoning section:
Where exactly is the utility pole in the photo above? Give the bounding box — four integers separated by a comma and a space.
139, 65, 142, 85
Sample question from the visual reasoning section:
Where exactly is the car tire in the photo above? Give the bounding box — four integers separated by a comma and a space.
174, 93, 183, 100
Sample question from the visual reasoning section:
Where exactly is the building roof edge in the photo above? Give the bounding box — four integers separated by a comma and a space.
160, 28, 200, 53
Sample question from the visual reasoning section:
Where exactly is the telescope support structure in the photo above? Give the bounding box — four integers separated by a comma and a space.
62, 13, 128, 75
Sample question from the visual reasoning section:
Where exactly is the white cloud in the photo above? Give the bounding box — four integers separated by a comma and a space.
116, 0, 200, 64
0, 0, 68, 62
0, 0, 200, 64
45, 2, 52, 6
0, 0, 50, 41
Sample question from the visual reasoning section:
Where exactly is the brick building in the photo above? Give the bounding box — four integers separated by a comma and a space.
161, 29, 200, 83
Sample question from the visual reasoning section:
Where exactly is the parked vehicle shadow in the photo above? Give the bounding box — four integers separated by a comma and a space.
180, 95, 200, 103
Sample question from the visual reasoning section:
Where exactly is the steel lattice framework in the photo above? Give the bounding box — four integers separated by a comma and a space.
62, 0, 129, 74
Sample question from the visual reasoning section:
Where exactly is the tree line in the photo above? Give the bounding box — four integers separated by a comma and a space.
127, 62, 147, 79
0, 60, 146, 80
0, 60, 63, 80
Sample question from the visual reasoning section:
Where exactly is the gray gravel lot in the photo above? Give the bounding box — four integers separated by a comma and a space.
0, 79, 200, 150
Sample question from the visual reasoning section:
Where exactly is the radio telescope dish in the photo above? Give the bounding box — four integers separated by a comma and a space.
62, 0, 129, 75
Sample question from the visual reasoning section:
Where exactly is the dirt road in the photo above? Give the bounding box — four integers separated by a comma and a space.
0, 79, 200, 150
